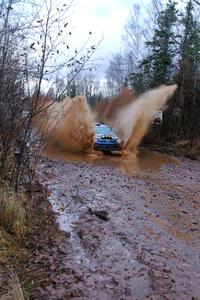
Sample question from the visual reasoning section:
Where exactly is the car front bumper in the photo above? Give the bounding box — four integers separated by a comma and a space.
94, 140, 122, 152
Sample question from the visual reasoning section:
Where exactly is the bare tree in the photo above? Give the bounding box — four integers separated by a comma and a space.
106, 53, 128, 95
0, 0, 99, 189
122, 4, 149, 71
105, 2, 161, 95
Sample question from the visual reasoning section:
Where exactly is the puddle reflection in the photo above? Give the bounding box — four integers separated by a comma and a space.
43, 146, 178, 175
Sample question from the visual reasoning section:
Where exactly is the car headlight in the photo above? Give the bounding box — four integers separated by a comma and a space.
95, 136, 101, 142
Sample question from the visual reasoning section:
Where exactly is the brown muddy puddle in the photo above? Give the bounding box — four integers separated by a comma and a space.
42, 146, 178, 175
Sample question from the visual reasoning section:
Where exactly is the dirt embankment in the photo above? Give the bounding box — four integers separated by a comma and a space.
36, 152, 200, 300
0, 180, 72, 299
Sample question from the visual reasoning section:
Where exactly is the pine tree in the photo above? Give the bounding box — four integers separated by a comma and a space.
140, 1, 178, 137
141, 0, 178, 88
177, 0, 200, 140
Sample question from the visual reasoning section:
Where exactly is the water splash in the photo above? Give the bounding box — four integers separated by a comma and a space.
35, 95, 95, 153
36, 84, 177, 154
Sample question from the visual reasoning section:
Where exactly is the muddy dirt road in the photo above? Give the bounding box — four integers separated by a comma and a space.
38, 150, 200, 300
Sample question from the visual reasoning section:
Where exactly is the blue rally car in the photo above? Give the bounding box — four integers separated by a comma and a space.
94, 123, 122, 153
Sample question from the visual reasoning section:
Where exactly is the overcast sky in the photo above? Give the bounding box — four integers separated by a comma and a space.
69, 0, 139, 78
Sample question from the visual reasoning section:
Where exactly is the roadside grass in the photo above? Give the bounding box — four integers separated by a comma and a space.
0, 181, 28, 299
0, 268, 26, 300
0, 181, 26, 239
186, 143, 200, 160
143, 135, 200, 160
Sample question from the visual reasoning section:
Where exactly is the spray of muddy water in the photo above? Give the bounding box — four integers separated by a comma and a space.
112, 84, 178, 154
36, 95, 95, 153
36, 85, 177, 154
95, 87, 135, 123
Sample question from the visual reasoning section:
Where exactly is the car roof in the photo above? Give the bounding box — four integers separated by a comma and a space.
95, 123, 108, 127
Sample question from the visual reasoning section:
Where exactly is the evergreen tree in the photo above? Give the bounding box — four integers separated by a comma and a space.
141, 0, 178, 87
127, 72, 146, 95
177, 0, 200, 139
140, 1, 178, 136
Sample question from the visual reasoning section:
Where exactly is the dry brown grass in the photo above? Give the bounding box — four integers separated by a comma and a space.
0, 268, 26, 300
0, 182, 28, 299
0, 182, 26, 239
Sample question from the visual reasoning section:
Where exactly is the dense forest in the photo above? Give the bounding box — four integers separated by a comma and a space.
106, 0, 200, 144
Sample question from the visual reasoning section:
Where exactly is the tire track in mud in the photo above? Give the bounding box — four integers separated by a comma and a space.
38, 155, 200, 300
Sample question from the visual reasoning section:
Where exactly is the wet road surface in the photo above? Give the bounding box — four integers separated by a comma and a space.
43, 147, 177, 175
38, 150, 200, 299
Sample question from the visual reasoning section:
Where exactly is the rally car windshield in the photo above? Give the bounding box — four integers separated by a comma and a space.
95, 125, 114, 135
